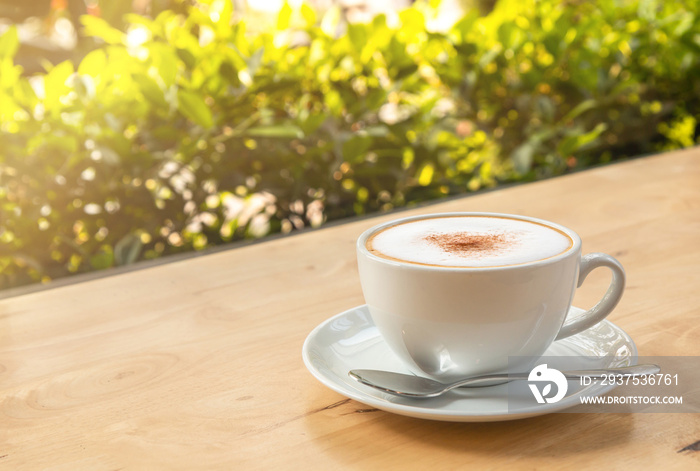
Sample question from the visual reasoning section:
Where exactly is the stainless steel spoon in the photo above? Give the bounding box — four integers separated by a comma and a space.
348, 364, 660, 398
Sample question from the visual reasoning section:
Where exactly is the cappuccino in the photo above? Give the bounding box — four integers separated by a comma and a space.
366, 215, 573, 267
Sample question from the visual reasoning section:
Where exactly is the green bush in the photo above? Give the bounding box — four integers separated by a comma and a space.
1, 0, 699, 289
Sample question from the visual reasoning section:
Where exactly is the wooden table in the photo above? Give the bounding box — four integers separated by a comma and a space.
2, 147, 699, 469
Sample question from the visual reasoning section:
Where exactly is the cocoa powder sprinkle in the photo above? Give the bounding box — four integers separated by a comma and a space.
424, 232, 510, 257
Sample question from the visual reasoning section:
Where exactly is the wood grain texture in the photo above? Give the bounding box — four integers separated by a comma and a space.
1, 148, 699, 470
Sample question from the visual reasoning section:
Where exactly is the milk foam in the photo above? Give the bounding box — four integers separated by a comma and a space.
368, 216, 572, 267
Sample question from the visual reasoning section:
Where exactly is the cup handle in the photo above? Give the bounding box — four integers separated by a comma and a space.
555, 252, 626, 341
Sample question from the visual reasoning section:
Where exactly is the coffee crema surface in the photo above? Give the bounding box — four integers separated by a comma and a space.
366, 216, 573, 267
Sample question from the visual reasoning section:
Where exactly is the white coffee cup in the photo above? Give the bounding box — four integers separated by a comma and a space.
356, 212, 625, 382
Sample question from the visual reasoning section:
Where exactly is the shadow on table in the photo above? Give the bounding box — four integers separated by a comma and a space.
378, 412, 633, 456
303, 401, 635, 461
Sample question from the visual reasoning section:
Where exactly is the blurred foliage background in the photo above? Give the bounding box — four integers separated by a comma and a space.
0, 0, 699, 290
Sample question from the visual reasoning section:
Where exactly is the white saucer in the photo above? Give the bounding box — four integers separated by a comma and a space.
302, 305, 637, 422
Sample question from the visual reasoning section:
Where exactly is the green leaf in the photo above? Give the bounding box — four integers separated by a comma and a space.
277, 2, 292, 30
218, 61, 240, 86
342, 135, 373, 163
90, 247, 115, 269
124, 12, 158, 29
299, 113, 327, 135
28, 133, 78, 154
176, 48, 197, 69
450, 10, 479, 42
562, 99, 597, 123
97, 1, 135, 29
246, 125, 304, 138
497, 22, 516, 48
78, 49, 107, 77
151, 44, 179, 88
0, 57, 21, 89
214, 0, 233, 36
478, 45, 502, 70
348, 24, 368, 52
114, 234, 143, 266
13, 79, 38, 106
177, 89, 214, 128
557, 123, 608, 157
417, 162, 435, 186
0, 90, 22, 120
81, 16, 125, 44
673, 12, 694, 37
246, 47, 264, 76
638, 0, 659, 22
0, 26, 19, 59
361, 126, 389, 138
511, 142, 536, 174
301, 3, 316, 26
399, 8, 425, 35
44, 61, 75, 110
134, 74, 167, 107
